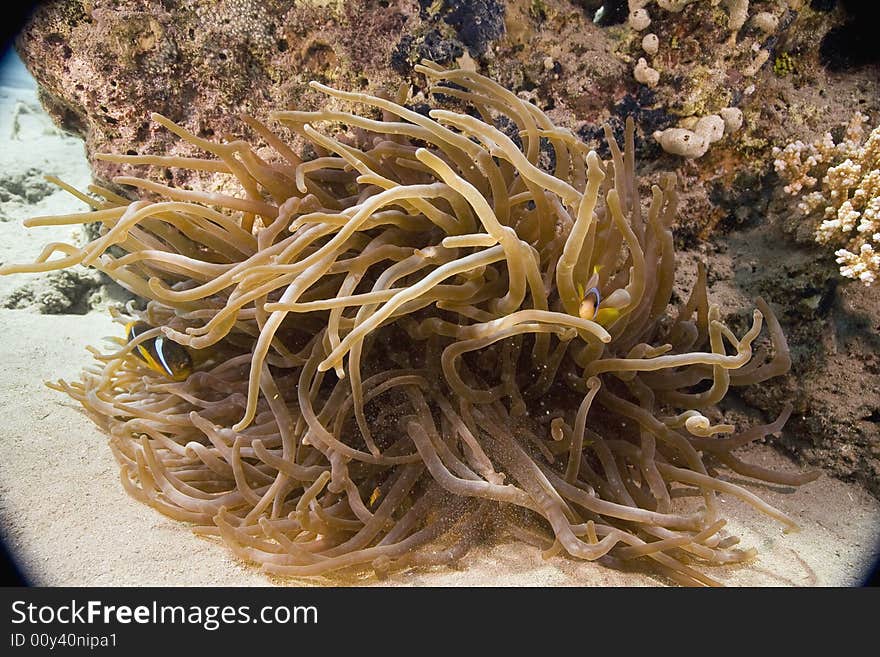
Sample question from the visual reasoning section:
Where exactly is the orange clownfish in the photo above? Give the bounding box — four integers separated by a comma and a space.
125, 321, 193, 381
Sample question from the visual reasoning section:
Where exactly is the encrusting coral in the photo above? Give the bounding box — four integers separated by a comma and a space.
652, 114, 730, 159
626, 0, 760, 33
0, 63, 818, 585
773, 112, 880, 286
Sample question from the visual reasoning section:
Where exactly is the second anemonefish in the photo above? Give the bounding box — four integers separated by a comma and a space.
125, 321, 193, 381
577, 267, 621, 327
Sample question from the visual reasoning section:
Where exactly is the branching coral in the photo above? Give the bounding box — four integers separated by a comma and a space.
773, 112, 880, 286
1, 63, 817, 586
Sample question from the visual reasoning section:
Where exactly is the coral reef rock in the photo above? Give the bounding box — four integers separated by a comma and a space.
16, 0, 628, 194
1, 268, 103, 314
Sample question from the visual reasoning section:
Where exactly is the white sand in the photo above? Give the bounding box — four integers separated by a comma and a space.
0, 51, 94, 300
1, 55, 878, 587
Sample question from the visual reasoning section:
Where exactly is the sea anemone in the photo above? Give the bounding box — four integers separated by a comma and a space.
0, 62, 818, 586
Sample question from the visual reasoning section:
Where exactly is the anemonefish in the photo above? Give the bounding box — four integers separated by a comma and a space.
125, 321, 193, 381
577, 267, 621, 327
369, 486, 381, 507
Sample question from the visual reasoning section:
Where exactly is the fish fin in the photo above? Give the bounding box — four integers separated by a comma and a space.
135, 343, 165, 377
596, 307, 620, 327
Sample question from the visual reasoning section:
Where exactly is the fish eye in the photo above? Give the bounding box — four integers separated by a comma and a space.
125, 321, 151, 342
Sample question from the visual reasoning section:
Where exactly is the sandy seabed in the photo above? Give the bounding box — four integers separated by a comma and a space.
0, 58, 878, 587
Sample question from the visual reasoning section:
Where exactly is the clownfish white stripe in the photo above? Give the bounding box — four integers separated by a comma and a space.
153, 335, 174, 378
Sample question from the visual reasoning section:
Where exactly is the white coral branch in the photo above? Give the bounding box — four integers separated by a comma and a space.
774, 113, 880, 287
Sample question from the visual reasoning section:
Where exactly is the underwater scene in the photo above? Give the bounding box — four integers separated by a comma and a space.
0, 0, 878, 586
